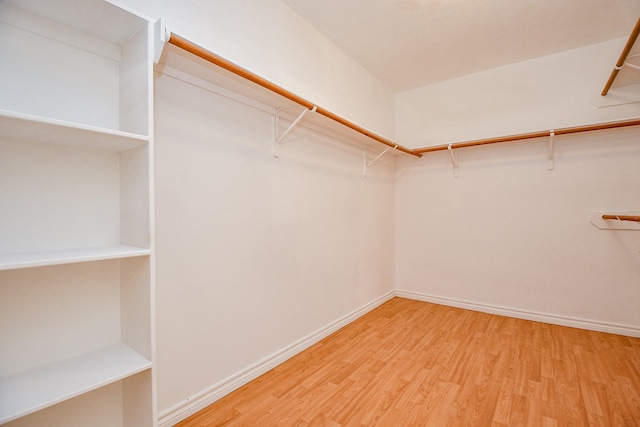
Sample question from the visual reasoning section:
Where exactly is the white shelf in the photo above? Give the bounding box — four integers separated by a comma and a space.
0, 342, 152, 424
0, 110, 148, 151
0, 245, 150, 271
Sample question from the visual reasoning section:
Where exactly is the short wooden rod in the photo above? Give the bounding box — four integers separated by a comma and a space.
167, 33, 421, 158
601, 17, 640, 96
602, 214, 640, 222
413, 118, 640, 154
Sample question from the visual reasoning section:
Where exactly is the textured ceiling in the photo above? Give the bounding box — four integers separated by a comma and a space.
281, 0, 640, 92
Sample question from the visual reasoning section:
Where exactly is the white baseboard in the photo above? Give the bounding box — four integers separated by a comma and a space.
395, 289, 640, 338
158, 290, 395, 427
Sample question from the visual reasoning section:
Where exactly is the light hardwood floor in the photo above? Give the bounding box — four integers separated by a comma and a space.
176, 297, 640, 426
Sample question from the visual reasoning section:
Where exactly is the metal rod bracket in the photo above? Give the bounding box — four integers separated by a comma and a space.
273, 106, 316, 158
363, 145, 395, 177
601, 17, 640, 96
623, 62, 640, 72
547, 130, 555, 170
448, 144, 459, 177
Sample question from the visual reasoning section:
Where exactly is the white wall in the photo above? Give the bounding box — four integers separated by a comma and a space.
116, 0, 395, 138
153, 57, 395, 422
395, 40, 640, 334
396, 38, 640, 148
395, 129, 640, 332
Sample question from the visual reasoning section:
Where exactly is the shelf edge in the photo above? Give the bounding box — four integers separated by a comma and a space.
0, 245, 151, 271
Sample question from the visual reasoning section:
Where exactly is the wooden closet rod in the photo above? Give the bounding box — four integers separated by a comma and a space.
167, 33, 421, 158
413, 118, 640, 154
602, 214, 640, 222
601, 17, 640, 96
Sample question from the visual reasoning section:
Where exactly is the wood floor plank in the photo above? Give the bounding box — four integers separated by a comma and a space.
492, 377, 514, 424
176, 298, 640, 426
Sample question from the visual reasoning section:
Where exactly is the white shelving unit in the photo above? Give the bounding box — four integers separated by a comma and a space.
0, 0, 155, 425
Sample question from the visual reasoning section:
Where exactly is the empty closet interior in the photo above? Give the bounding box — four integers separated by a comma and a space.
1, 1, 639, 426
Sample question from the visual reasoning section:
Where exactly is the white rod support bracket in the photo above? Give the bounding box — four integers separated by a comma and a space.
547, 130, 555, 170
273, 106, 316, 158
363, 146, 368, 177
448, 144, 459, 177
273, 107, 284, 158
363, 145, 395, 177
623, 62, 640, 72
153, 18, 168, 64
